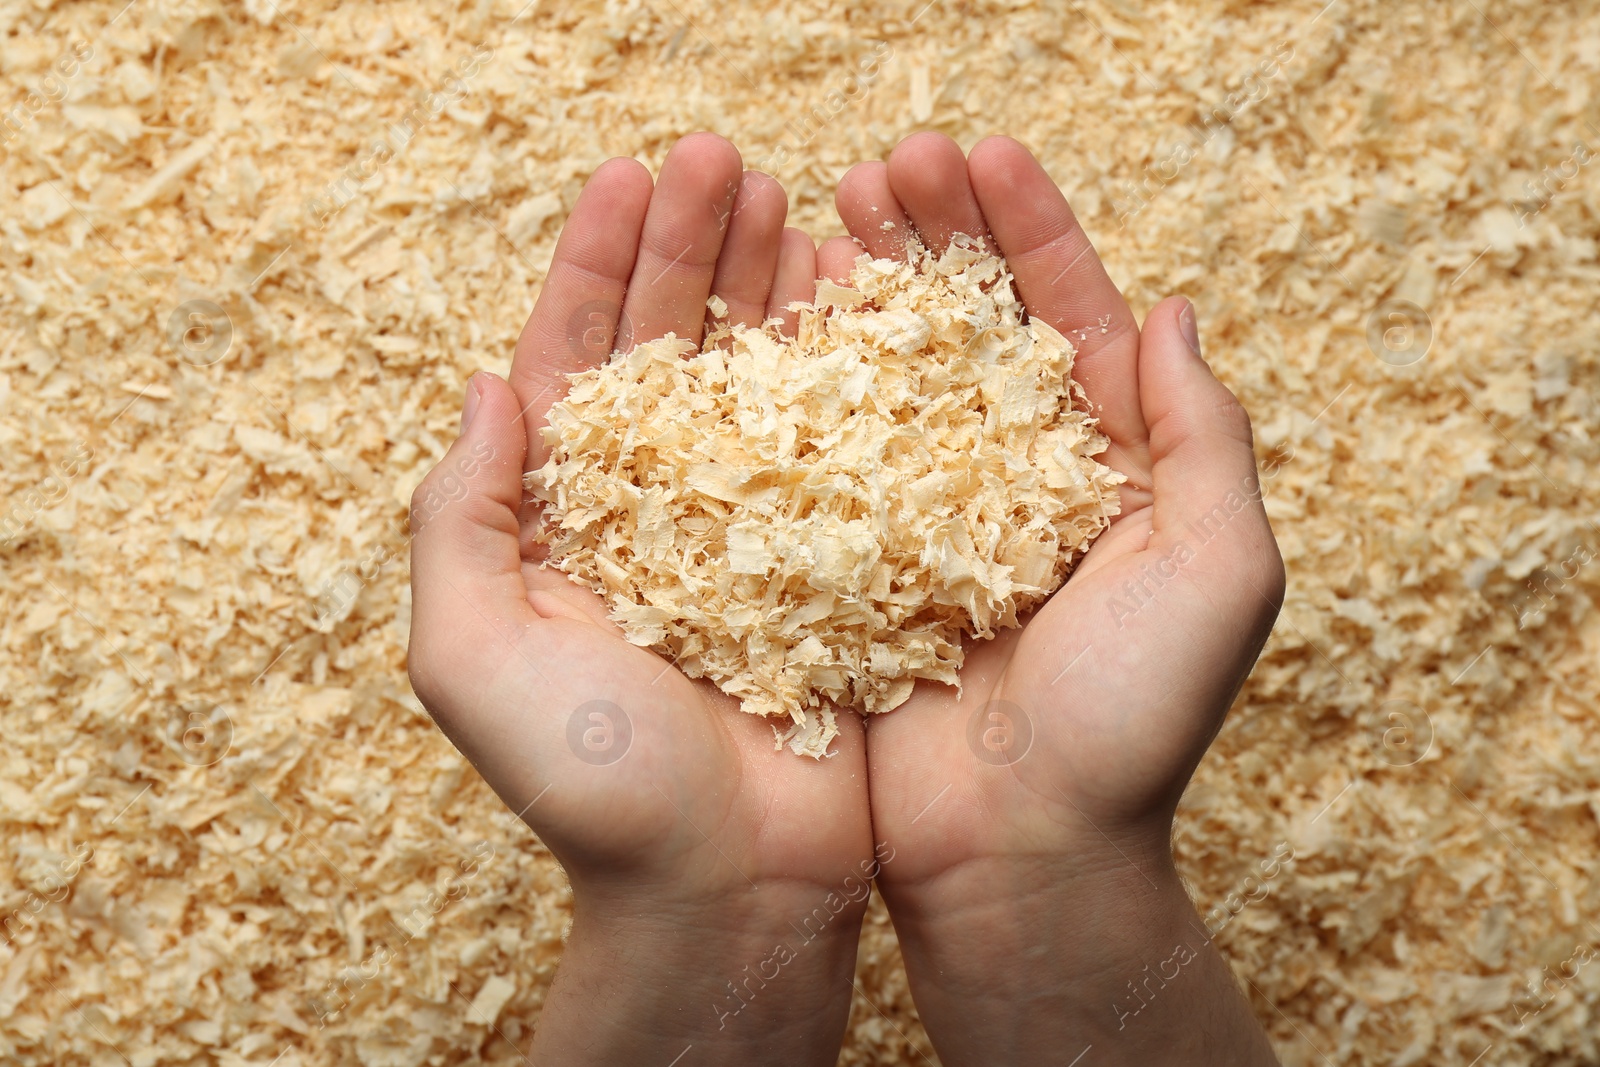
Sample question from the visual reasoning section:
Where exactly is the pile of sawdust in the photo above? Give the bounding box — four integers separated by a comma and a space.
529, 239, 1121, 755
4, 0, 1599, 1065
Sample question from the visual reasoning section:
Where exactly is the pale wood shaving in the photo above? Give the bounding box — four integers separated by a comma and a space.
528, 239, 1123, 755
4, 0, 1597, 1062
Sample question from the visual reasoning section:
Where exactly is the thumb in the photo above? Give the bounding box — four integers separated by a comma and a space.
408, 372, 535, 709
1138, 297, 1284, 607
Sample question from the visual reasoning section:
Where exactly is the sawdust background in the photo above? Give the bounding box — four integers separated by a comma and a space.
3, 0, 1598, 1063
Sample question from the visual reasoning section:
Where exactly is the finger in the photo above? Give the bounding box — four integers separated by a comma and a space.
835, 161, 913, 258
1139, 297, 1284, 602
966, 136, 1149, 473
885, 131, 992, 254
619, 132, 744, 350
708, 170, 788, 330
766, 227, 816, 336
817, 235, 867, 286
409, 372, 537, 710
509, 157, 653, 469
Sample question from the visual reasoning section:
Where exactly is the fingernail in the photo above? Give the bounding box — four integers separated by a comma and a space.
460, 374, 482, 434
1178, 300, 1202, 358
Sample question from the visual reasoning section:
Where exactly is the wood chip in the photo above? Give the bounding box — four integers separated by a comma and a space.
529, 238, 1123, 755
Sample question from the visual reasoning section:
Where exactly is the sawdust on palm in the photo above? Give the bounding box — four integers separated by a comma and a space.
529, 239, 1122, 755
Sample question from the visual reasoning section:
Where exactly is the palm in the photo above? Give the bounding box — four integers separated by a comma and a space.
417, 134, 871, 903
458, 612, 866, 898
816, 134, 1282, 889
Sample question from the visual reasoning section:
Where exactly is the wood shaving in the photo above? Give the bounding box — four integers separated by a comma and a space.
6, 0, 1598, 1062
528, 239, 1123, 755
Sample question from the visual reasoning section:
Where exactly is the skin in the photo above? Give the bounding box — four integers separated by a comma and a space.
824, 132, 1285, 1064
407, 131, 1284, 1065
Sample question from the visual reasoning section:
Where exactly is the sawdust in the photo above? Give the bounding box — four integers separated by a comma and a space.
530, 238, 1121, 756
3, 0, 1599, 1064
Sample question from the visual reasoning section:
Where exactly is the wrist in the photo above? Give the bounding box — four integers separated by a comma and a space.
882, 839, 1278, 1066
533, 883, 868, 1066
884, 832, 1188, 993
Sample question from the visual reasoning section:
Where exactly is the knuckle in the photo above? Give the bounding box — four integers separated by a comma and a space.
406, 647, 439, 711
408, 458, 478, 537
1252, 542, 1288, 613
1214, 392, 1256, 447
409, 468, 440, 522
639, 223, 721, 272
406, 641, 453, 726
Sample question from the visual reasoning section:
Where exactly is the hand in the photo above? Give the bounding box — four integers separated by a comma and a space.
820, 133, 1284, 1064
407, 133, 873, 1066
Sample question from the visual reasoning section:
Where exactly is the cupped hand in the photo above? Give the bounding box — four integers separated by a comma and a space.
407, 133, 873, 919
821, 131, 1286, 900
814, 130, 1284, 1065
